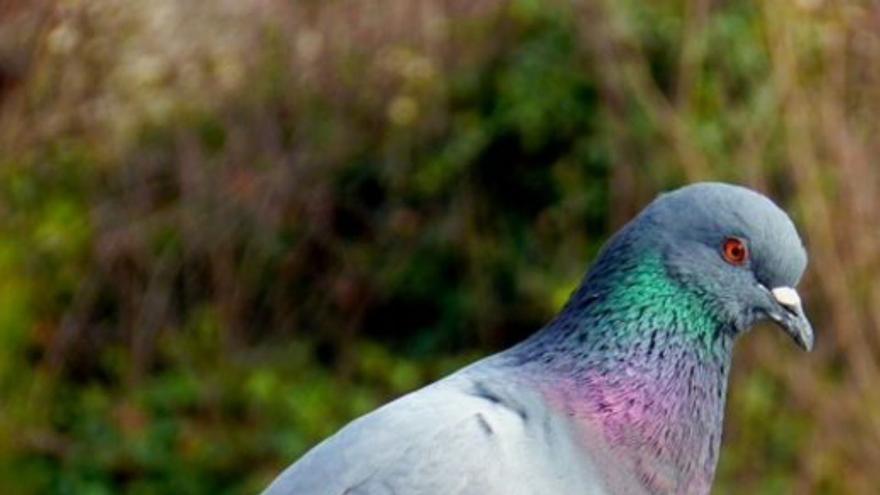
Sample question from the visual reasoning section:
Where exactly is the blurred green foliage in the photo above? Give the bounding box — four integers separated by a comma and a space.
0, 0, 877, 493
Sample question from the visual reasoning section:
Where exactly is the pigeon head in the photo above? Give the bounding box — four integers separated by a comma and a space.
626, 182, 813, 350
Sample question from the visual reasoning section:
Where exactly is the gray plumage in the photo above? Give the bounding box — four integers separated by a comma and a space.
265, 364, 615, 494
264, 182, 813, 495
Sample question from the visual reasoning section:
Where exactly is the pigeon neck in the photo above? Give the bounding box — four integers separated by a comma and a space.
514, 253, 733, 493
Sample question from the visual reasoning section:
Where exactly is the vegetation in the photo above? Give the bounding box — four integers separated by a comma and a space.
0, 0, 878, 493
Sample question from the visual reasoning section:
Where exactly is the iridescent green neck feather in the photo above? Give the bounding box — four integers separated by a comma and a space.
515, 251, 731, 363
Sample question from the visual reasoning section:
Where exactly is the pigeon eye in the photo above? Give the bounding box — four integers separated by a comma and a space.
722, 237, 748, 265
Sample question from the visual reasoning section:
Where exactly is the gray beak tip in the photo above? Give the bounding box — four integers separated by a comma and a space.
794, 321, 814, 352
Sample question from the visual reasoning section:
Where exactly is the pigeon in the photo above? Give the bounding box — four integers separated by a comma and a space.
263, 182, 813, 495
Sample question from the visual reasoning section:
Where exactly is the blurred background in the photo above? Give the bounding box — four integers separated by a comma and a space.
0, 0, 878, 493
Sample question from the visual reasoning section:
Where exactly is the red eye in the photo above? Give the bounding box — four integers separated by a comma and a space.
722, 237, 748, 265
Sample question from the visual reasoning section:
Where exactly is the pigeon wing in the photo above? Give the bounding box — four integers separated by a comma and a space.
262, 367, 609, 495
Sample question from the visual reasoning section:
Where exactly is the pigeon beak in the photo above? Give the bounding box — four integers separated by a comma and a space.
767, 286, 814, 352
